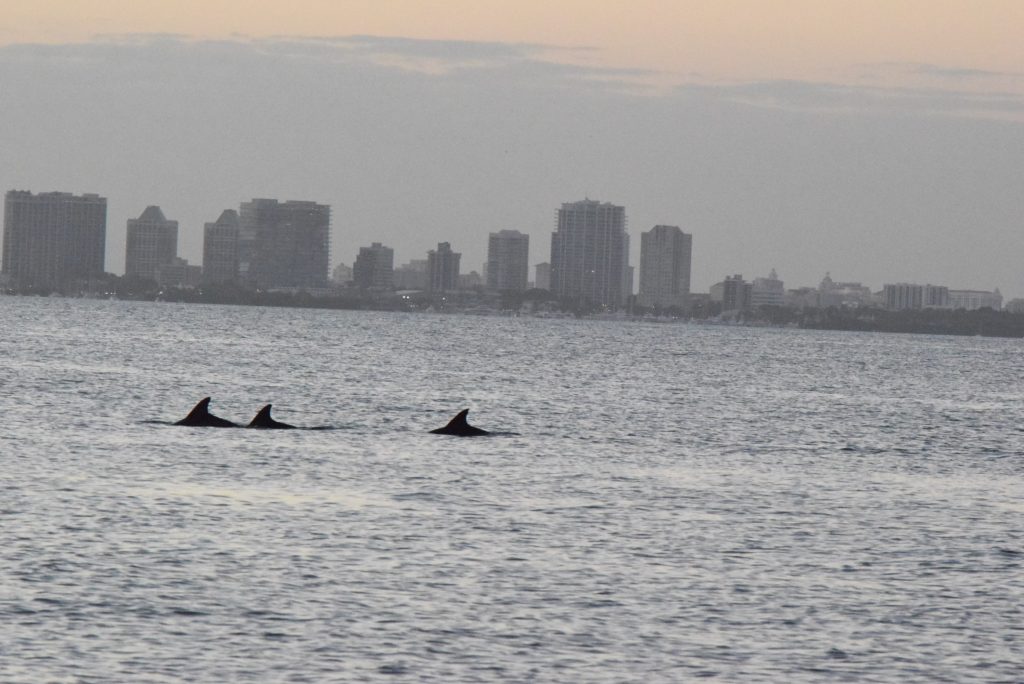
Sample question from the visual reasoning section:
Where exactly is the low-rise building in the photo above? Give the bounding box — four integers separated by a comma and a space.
534, 262, 550, 291
949, 289, 1002, 310
331, 263, 353, 285
1004, 298, 1024, 314
751, 269, 785, 306
156, 257, 202, 288
394, 259, 428, 290
818, 273, 874, 307
721, 274, 752, 311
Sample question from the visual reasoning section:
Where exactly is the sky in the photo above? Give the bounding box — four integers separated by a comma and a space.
1, 1, 1022, 294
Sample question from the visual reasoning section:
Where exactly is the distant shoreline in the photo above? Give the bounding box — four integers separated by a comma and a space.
4, 288, 1023, 339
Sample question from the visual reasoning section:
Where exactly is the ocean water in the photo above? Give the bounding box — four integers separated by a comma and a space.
1, 296, 1022, 682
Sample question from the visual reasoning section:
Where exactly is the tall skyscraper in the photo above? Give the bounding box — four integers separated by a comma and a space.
426, 242, 460, 293
125, 206, 178, 281
2, 190, 107, 289
239, 198, 330, 289
486, 230, 529, 292
638, 225, 692, 309
353, 242, 394, 289
202, 209, 240, 285
550, 199, 629, 308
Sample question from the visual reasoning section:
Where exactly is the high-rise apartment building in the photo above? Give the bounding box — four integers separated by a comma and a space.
550, 199, 629, 308
426, 242, 461, 293
2, 190, 107, 289
486, 230, 529, 292
884, 283, 922, 310
239, 198, 330, 289
884, 283, 950, 310
353, 242, 394, 289
638, 225, 692, 309
125, 206, 178, 281
202, 209, 240, 285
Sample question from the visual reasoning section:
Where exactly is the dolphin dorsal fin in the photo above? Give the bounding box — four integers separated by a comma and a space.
445, 409, 470, 429
186, 397, 212, 418
248, 404, 273, 427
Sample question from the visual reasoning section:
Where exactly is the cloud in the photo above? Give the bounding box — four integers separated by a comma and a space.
0, 33, 658, 93
677, 79, 1024, 120
862, 61, 1023, 81
7, 35, 1020, 115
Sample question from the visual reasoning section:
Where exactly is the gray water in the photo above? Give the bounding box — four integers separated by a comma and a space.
1, 296, 1022, 682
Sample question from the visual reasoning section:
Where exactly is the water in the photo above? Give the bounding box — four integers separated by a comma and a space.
1, 296, 1022, 682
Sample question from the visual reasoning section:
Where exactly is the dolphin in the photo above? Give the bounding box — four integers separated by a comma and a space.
175, 397, 239, 428
430, 409, 490, 437
247, 404, 296, 429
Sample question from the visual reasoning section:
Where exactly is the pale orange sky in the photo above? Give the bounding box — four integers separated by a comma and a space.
6, 0, 1024, 88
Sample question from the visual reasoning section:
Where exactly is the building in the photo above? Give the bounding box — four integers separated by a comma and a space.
353, 242, 394, 290
638, 225, 692, 309
884, 283, 923, 310
884, 283, 922, 310
1005, 298, 1024, 314
785, 286, 820, 309
949, 289, 1002, 310
239, 198, 330, 289
156, 257, 202, 288
751, 269, 785, 307
486, 230, 529, 292
722, 274, 752, 311
550, 199, 629, 308
818, 273, 873, 308
534, 262, 551, 291
331, 262, 353, 285
923, 285, 949, 308
125, 206, 178, 281
2, 190, 107, 289
459, 270, 483, 289
883, 283, 950, 310
394, 259, 428, 290
202, 209, 240, 285
426, 242, 460, 293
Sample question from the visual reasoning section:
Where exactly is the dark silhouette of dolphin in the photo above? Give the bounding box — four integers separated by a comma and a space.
175, 397, 239, 428
247, 404, 296, 429
430, 409, 490, 436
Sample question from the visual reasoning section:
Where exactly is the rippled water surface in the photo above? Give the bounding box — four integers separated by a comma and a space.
1, 297, 1022, 682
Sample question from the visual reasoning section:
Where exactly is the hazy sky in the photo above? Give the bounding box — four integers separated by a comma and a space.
2, 2, 1022, 294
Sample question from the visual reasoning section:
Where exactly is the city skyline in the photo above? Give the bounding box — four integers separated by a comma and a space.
1, 21, 1021, 298
1, 186, 1013, 303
